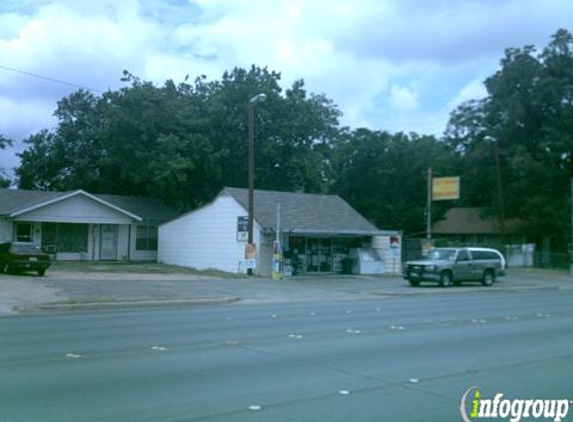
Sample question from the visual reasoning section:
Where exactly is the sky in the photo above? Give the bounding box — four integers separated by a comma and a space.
1, 0, 572, 176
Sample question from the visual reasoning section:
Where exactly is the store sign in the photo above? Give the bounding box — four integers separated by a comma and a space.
237, 216, 249, 241
432, 176, 460, 201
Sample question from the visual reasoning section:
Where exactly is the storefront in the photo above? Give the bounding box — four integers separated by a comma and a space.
285, 235, 369, 275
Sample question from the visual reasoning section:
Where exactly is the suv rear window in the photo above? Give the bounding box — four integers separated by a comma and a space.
472, 250, 500, 260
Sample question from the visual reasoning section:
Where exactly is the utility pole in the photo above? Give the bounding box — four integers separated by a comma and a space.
247, 93, 266, 275
427, 168, 432, 240
493, 139, 506, 246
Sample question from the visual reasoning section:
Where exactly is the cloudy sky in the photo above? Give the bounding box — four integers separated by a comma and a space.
1, 0, 572, 174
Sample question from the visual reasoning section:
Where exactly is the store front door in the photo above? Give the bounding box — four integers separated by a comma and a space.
306, 238, 332, 273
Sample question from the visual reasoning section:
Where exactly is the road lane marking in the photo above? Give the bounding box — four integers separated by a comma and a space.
151, 346, 166, 351
65, 353, 81, 359
248, 405, 262, 411
339, 390, 350, 395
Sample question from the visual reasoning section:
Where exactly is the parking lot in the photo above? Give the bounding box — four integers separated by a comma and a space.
0, 263, 571, 314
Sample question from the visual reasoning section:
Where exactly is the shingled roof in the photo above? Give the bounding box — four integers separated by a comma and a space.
0, 189, 177, 223
223, 187, 390, 235
432, 207, 529, 235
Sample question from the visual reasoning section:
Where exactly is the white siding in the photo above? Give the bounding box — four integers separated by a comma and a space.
14, 195, 134, 224
0, 218, 12, 242
117, 225, 130, 260
159, 194, 262, 273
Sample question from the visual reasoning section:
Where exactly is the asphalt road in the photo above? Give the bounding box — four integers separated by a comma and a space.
1, 289, 573, 422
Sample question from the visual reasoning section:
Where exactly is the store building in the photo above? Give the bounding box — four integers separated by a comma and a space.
0, 188, 176, 261
158, 187, 401, 276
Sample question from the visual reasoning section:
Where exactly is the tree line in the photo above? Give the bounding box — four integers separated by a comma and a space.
1, 29, 572, 243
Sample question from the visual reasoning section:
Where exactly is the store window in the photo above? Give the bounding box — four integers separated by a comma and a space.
136, 225, 158, 251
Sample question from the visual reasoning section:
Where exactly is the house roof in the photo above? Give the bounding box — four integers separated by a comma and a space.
0, 188, 177, 223
432, 207, 529, 235
223, 187, 391, 235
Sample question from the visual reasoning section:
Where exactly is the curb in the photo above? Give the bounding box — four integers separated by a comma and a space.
370, 284, 560, 297
20, 297, 241, 313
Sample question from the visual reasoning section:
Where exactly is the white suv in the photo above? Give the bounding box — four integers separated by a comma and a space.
402, 247, 506, 287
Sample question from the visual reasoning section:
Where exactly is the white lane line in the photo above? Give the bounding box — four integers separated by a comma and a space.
65, 353, 81, 359
248, 405, 262, 411
339, 390, 351, 395
151, 346, 166, 351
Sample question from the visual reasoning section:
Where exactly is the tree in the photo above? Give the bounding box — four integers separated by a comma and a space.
445, 28, 573, 244
16, 66, 342, 211
0, 134, 12, 187
332, 129, 458, 234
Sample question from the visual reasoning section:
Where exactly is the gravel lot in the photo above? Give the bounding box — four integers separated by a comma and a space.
0, 264, 571, 314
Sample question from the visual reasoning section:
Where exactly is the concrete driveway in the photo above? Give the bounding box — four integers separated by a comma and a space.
0, 263, 571, 314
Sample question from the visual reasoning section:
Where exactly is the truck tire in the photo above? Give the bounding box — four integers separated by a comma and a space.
439, 271, 453, 288
482, 270, 495, 286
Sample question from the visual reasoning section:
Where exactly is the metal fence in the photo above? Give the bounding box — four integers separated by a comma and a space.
403, 238, 571, 270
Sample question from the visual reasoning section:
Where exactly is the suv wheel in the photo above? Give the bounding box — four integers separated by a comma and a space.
409, 279, 420, 287
482, 270, 495, 286
439, 272, 453, 288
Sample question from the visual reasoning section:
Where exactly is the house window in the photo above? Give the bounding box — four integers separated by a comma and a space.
41, 223, 88, 253
14, 223, 33, 242
136, 225, 158, 251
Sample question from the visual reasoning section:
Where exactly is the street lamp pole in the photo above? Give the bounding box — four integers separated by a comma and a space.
485, 136, 506, 247
247, 93, 266, 275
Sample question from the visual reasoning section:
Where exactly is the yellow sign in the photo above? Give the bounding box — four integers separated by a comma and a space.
432, 177, 460, 201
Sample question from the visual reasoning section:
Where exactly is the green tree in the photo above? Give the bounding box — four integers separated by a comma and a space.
445, 28, 573, 243
0, 134, 12, 187
16, 66, 342, 211
332, 129, 458, 234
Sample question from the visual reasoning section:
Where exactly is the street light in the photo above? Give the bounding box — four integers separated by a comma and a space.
247, 93, 266, 275
484, 135, 506, 246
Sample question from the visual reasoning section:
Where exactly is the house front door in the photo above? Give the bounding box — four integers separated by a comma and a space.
100, 225, 118, 260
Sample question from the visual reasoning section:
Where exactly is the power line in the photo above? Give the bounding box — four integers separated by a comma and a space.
0, 64, 105, 93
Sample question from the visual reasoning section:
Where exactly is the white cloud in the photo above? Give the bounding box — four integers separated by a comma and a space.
447, 78, 489, 110
389, 85, 419, 111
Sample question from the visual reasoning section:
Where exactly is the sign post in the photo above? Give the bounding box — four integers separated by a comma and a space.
271, 204, 283, 280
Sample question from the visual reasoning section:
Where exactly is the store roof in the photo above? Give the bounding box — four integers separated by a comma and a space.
223, 187, 392, 235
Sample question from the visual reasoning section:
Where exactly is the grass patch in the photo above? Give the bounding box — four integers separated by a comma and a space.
50, 261, 245, 278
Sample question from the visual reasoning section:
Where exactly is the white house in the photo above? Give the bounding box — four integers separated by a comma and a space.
159, 187, 401, 276
0, 188, 176, 261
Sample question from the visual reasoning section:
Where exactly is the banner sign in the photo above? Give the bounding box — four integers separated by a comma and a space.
432, 177, 460, 201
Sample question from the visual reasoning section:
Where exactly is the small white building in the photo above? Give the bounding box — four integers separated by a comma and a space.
159, 187, 401, 276
0, 188, 176, 261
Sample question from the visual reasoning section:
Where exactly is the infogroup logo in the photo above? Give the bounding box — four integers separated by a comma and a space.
460, 387, 571, 422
